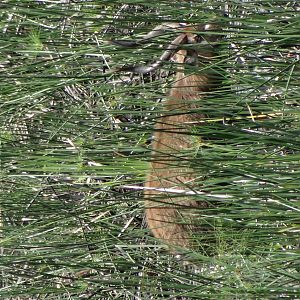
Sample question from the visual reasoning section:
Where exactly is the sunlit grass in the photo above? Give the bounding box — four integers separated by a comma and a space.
1, 1, 299, 299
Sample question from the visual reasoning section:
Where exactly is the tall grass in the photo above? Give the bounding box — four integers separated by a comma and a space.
1, 1, 299, 299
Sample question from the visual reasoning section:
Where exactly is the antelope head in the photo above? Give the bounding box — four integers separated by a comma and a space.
110, 23, 219, 74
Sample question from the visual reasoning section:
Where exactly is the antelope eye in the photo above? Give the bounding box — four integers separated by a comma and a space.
184, 50, 198, 66
195, 35, 204, 43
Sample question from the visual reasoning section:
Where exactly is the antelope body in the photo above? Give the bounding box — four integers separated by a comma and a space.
113, 23, 219, 248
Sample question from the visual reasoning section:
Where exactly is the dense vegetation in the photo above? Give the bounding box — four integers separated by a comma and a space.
1, 1, 299, 299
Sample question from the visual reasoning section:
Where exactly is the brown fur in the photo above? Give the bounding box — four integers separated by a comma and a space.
144, 26, 218, 248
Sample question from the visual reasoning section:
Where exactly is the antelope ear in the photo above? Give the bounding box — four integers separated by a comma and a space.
199, 23, 221, 43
